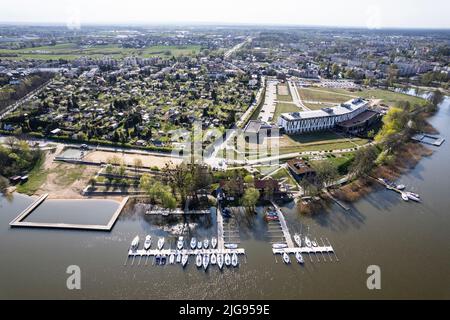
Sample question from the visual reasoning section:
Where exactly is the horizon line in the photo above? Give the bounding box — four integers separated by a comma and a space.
0, 21, 449, 31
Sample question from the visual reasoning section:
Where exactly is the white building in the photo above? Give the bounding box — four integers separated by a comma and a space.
278, 98, 369, 134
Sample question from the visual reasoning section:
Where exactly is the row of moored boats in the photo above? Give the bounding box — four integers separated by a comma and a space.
272, 233, 324, 265
378, 178, 421, 202
130, 235, 239, 269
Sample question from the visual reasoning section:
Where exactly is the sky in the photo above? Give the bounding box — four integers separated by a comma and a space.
0, 0, 449, 29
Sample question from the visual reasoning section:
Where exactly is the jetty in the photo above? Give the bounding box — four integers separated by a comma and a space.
145, 209, 210, 216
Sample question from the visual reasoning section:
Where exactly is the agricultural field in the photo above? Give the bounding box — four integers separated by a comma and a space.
0, 43, 201, 60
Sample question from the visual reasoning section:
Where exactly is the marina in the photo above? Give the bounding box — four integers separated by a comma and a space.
125, 205, 246, 269
269, 201, 336, 263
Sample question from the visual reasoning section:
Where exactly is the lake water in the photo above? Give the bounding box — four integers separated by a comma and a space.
0, 97, 449, 299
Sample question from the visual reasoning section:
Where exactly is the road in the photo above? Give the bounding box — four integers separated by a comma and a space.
0, 79, 53, 121
288, 80, 310, 111
224, 37, 252, 60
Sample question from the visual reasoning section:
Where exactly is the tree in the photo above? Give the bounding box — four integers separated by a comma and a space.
312, 161, 339, 188
350, 145, 379, 179
243, 175, 254, 184
133, 158, 143, 176
163, 163, 192, 206
241, 187, 260, 209
0, 175, 9, 193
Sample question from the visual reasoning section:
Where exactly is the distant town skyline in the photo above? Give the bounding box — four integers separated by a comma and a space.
0, 0, 449, 29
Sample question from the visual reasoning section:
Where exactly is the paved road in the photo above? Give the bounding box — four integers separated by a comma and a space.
288, 80, 309, 111
224, 37, 252, 60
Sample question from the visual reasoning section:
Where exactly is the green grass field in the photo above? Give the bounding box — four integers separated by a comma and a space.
0, 43, 201, 60
298, 87, 428, 108
273, 102, 301, 121
279, 131, 368, 155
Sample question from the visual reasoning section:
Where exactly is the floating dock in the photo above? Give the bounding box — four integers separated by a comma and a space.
412, 134, 445, 146
145, 209, 210, 216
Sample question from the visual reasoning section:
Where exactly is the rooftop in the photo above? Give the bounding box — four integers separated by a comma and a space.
280, 98, 368, 121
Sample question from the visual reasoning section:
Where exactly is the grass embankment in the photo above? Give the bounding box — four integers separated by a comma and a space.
16, 154, 47, 195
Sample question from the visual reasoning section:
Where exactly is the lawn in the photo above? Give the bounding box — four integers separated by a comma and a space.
298, 87, 355, 104
279, 131, 369, 155
0, 43, 201, 60
271, 168, 298, 190
273, 102, 301, 121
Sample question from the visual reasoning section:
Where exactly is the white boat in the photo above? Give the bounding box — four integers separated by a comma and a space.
211, 237, 217, 249
225, 243, 238, 249
190, 237, 197, 249
272, 243, 288, 249
160, 254, 166, 265
155, 254, 161, 264
304, 236, 312, 248
131, 235, 139, 250
157, 237, 165, 250
203, 239, 209, 249
176, 252, 182, 263
295, 252, 304, 264
203, 254, 210, 270
210, 253, 217, 265
293, 234, 302, 247
197, 240, 203, 250
169, 254, 175, 264
181, 254, 189, 267
401, 193, 409, 201
406, 192, 421, 202
143, 235, 151, 250
282, 252, 291, 264
312, 240, 318, 247
224, 253, 231, 266
177, 236, 184, 250
217, 254, 224, 269
231, 253, 239, 267
196, 254, 202, 267
396, 184, 406, 190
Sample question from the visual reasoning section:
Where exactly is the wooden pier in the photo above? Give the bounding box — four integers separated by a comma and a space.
270, 201, 295, 248
216, 206, 225, 250
145, 209, 210, 216
272, 246, 334, 255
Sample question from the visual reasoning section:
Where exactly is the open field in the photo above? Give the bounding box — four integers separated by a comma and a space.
277, 84, 292, 102
299, 87, 428, 107
83, 150, 182, 168
0, 43, 201, 60
298, 87, 355, 104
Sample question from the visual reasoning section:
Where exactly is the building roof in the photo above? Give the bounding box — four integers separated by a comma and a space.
337, 110, 379, 128
244, 120, 277, 134
280, 98, 368, 121
254, 178, 279, 190
287, 158, 315, 176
